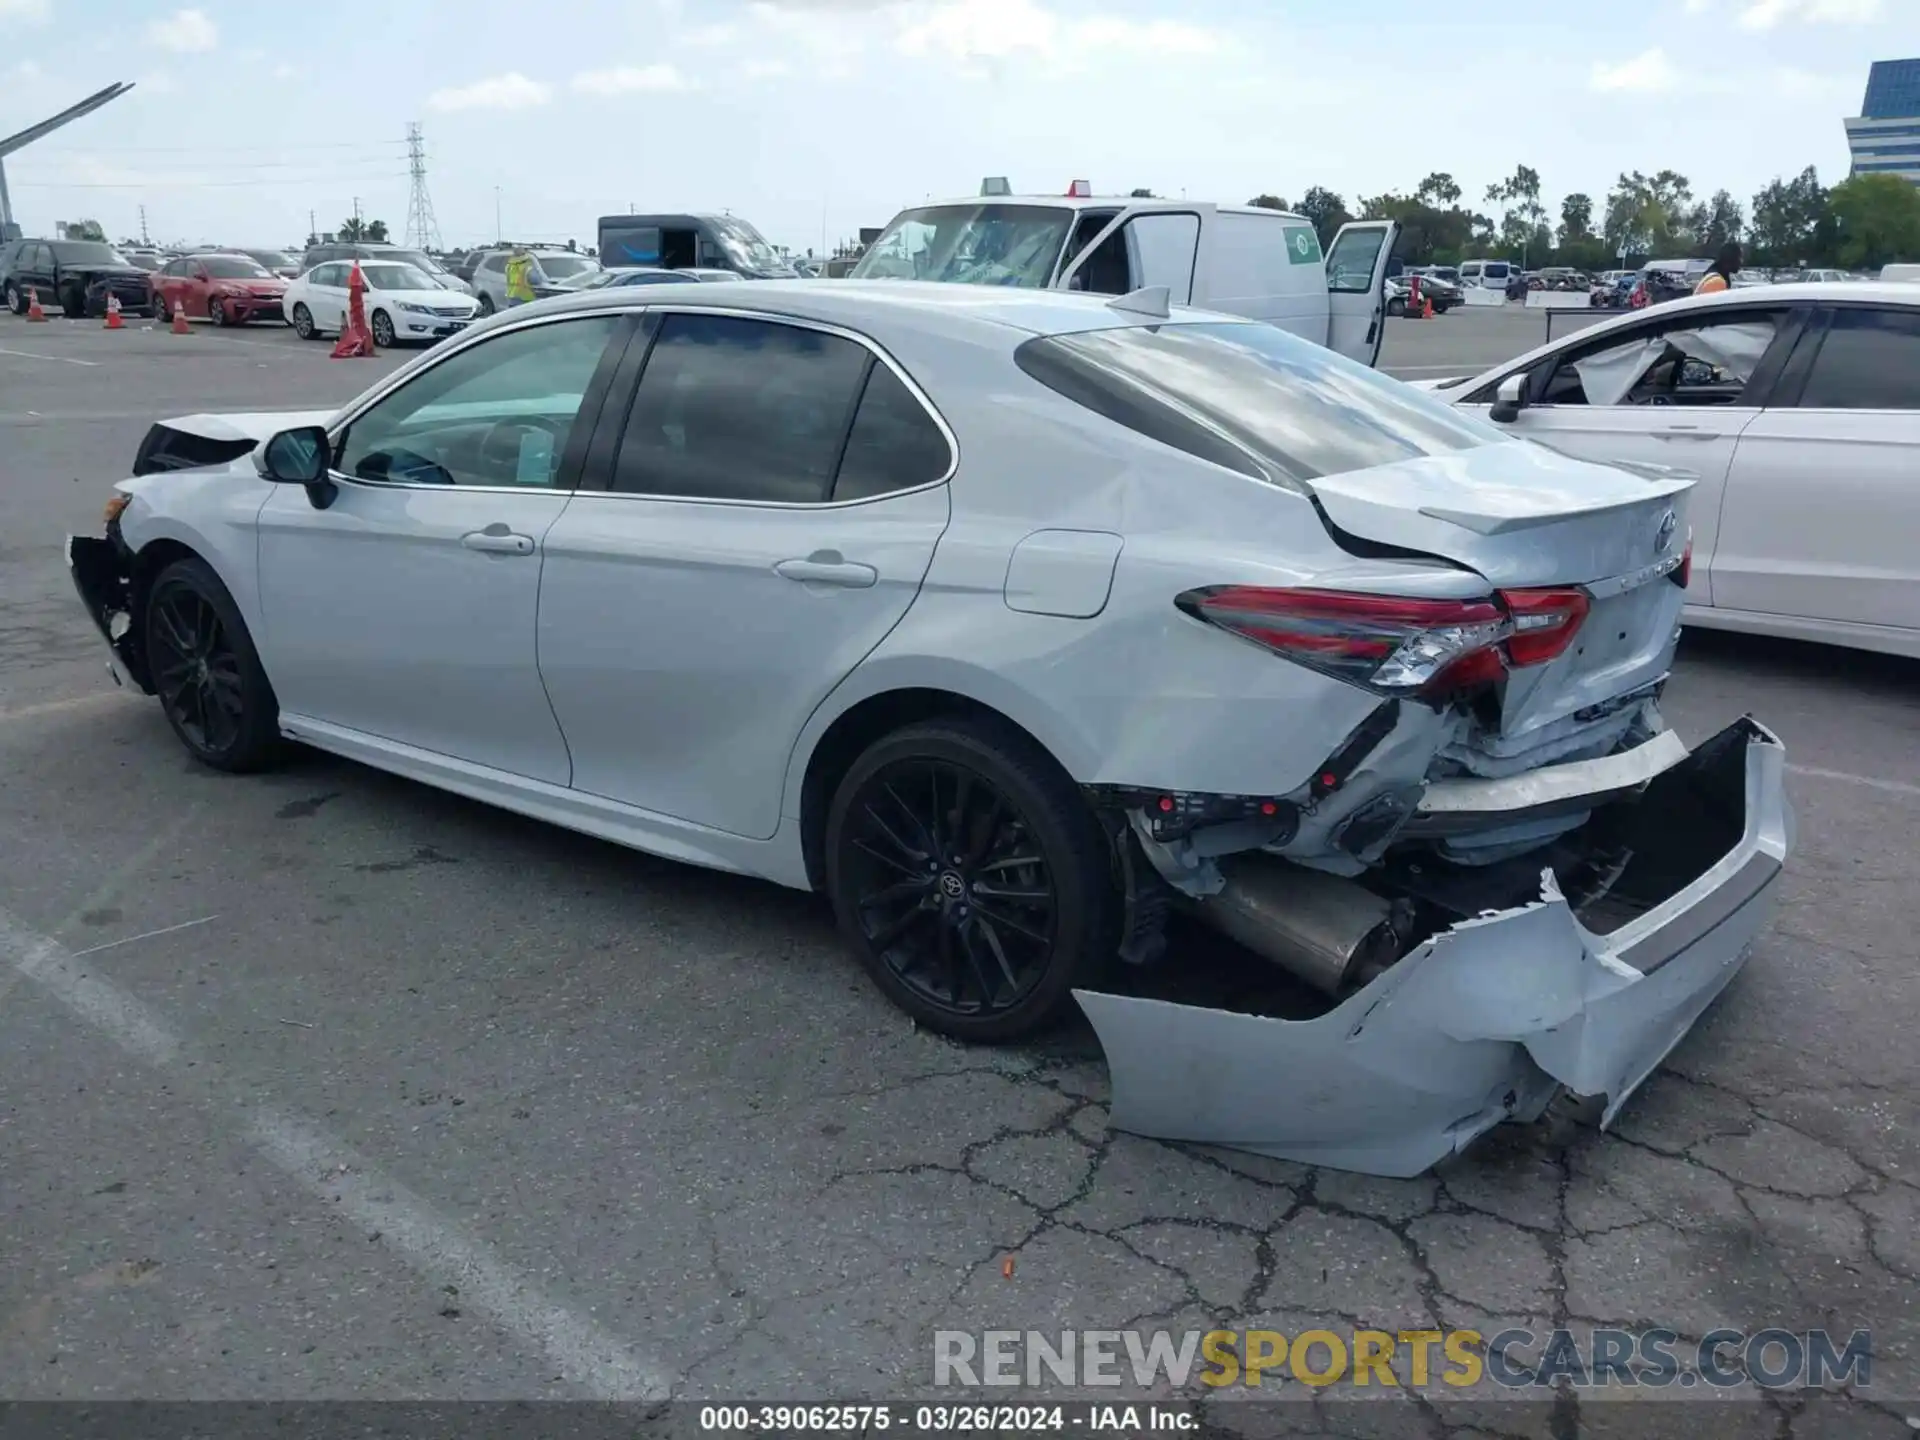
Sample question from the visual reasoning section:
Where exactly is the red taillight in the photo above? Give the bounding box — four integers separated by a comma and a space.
1671, 536, 1693, 589
1177, 584, 1590, 698
1501, 587, 1591, 666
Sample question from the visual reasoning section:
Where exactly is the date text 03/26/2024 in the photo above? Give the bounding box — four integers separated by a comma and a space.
698, 1406, 1191, 1432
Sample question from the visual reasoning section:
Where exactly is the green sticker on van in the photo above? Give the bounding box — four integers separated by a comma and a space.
1283, 226, 1322, 265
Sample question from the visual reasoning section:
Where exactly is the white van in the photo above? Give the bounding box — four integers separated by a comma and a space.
849, 183, 1400, 366
1880, 263, 1920, 283
1457, 258, 1515, 290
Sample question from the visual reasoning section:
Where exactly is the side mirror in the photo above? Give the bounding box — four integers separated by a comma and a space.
255, 425, 338, 508
1489, 372, 1529, 424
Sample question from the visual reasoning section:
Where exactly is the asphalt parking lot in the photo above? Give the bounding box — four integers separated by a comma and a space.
2, 304, 1916, 1432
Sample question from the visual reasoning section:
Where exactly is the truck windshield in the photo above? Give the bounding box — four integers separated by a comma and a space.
852, 205, 1072, 288
709, 217, 781, 270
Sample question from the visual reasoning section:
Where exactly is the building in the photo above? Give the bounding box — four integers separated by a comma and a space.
1845, 58, 1920, 186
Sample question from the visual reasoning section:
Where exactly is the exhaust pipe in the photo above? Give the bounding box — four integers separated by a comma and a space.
1191, 856, 1410, 996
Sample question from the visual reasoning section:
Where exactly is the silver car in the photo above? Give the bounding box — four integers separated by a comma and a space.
67, 280, 1792, 1177
469, 248, 602, 313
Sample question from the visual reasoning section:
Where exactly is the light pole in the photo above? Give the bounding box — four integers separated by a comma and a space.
494, 187, 502, 245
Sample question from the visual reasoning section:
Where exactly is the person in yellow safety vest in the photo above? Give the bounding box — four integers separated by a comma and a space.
1695, 242, 1743, 296
504, 246, 544, 307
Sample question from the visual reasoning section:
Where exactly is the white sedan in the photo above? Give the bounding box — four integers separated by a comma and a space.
1418, 282, 1920, 658
66, 280, 1792, 1176
284, 260, 481, 347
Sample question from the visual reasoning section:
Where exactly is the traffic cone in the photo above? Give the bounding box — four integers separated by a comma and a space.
104, 294, 124, 330
171, 298, 191, 335
25, 288, 47, 322
1422, 297, 1434, 320
331, 262, 377, 358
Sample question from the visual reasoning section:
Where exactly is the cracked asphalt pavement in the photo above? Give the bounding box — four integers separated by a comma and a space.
1, 310, 1916, 1435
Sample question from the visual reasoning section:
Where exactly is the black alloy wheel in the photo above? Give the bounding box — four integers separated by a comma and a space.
825, 717, 1118, 1042
144, 558, 281, 772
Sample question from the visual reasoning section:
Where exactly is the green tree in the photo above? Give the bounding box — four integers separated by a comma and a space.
1246, 194, 1289, 211
1129, 187, 1155, 198
1828, 173, 1920, 271
1295, 186, 1353, 248
1747, 167, 1831, 268
338, 217, 390, 243
65, 218, 107, 241
1358, 190, 1476, 266
1486, 164, 1549, 265
1695, 190, 1745, 256
1603, 170, 1698, 259
1415, 172, 1462, 208
1559, 192, 1595, 246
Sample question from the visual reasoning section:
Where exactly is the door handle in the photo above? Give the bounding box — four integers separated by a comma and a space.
774, 552, 878, 588
462, 527, 535, 555
1655, 425, 1721, 441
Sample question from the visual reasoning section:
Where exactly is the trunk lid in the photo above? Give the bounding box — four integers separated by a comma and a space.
1308, 442, 1693, 750
1305, 441, 1693, 589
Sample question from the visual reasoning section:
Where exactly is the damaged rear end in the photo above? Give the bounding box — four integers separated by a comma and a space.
1026, 329, 1795, 1177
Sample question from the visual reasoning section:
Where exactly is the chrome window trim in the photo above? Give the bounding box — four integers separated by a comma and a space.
321, 301, 960, 508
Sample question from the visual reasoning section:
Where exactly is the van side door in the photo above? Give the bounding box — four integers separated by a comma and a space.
1324, 220, 1398, 367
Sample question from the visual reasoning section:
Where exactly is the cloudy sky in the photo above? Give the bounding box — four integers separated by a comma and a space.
0, 0, 1906, 254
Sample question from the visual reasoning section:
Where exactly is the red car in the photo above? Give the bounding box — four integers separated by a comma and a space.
148, 252, 289, 326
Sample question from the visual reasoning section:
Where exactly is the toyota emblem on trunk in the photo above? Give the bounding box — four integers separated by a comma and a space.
1655, 509, 1677, 555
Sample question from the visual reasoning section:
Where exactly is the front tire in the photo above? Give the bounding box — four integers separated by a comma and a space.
291, 303, 319, 340
143, 558, 282, 773
209, 295, 228, 326
824, 716, 1119, 1042
370, 308, 395, 348
3, 282, 22, 314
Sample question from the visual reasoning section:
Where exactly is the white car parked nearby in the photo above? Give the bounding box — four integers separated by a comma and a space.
285, 261, 481, 347
67, 280, 1792, 1177
1415, 282, 1920, 658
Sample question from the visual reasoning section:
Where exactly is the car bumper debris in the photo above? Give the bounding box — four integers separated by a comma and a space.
1075, 718, 1792, 1178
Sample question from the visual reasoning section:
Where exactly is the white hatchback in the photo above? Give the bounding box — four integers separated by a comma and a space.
285, 260, 480, 347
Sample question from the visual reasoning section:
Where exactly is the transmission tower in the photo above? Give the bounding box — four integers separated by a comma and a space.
403, 122, 442, 251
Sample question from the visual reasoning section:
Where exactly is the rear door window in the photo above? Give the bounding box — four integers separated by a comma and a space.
832, 363, 953, 501
1795, 307, 1920, 410
610, 313, 870, 503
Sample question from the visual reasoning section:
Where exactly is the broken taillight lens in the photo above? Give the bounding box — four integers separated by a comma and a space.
1176, 584, 1590, 699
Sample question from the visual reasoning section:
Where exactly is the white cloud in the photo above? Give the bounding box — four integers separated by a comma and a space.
0, 0, 49, 20
1682, 0, 1713, 10
571, 63, 693, 95
1589, 47, 1680, 93
1738, 0, 1881, 25
681, 21, 743, 45
6, 57, 41, 78
146, 8, 218, 53
739, 57, 792, 79
425, 72, 552, 112
271, 61, 294, 79
894, 0, 1221, 64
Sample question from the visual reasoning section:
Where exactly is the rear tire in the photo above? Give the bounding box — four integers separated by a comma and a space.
476, 292, 495, 316
143, 557, 282, 774
4, 282, 22, 314
824, 716, 1119, 1043
291, 303, 319, 340
1386, 297, 1407, 317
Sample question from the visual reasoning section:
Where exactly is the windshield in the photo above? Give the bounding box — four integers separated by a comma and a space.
851, 204, 1072, 288
708, 217, 781, 269
245, 250, 295, 269
50, 241, 129, 266
361, 264, 437, 291
203, 256, 275, 279
1014, 320, 1506, 489
536, 255, 596, 279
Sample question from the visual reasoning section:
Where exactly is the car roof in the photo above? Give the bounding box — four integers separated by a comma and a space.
514, 277, 1252, 340
1452, 280, 1920, 386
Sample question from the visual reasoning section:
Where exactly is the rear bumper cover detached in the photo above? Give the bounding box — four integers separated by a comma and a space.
1075, 718, 1793, 1178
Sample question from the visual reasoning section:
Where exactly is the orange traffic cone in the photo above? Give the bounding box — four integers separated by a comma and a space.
171, 298, 191, 335
104, 294, 124, 329
25, 288, 47, 322
1422, 297, 1434, 320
